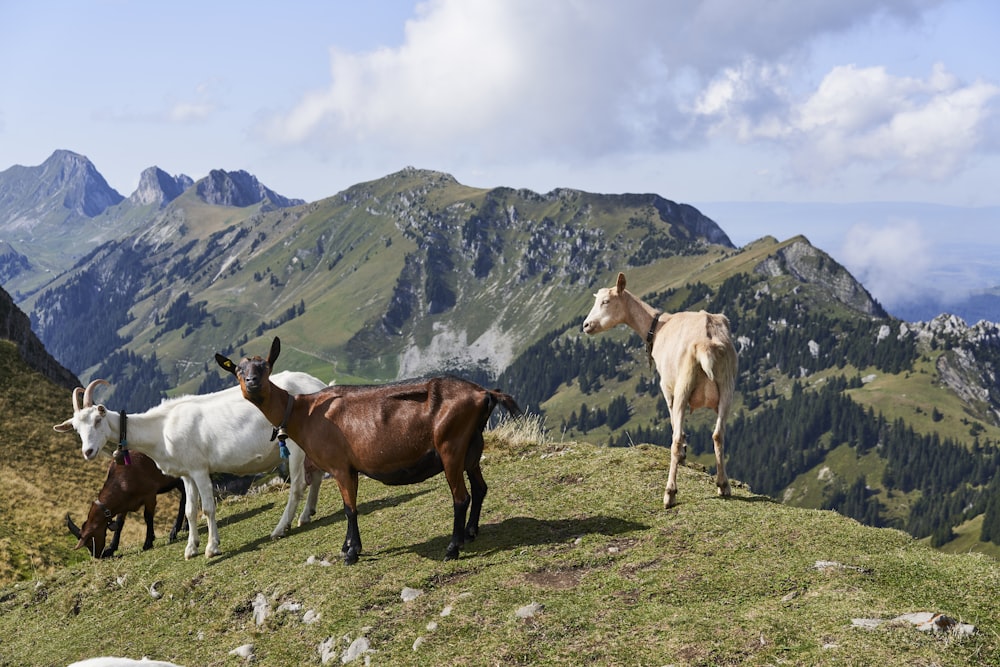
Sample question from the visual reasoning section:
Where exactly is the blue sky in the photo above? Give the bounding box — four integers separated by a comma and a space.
2, 0, 999, 311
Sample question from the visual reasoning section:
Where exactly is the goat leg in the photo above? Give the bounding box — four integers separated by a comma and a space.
104, 514, 127, 558
342, 505, 362, 565
169, 483, 187, 542
446, 495, 472, 561
464, 467, 488, 541
141, 500, 157, 551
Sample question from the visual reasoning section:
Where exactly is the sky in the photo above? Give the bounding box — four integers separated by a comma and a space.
1, 0, 999, 312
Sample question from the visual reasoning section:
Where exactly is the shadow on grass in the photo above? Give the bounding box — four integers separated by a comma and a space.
217, 502, 275, 528
379, 514, 650, 562
208, 489, 433, 563
725, 494, 778, 504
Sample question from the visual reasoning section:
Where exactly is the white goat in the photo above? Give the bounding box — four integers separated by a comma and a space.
54, 371, 327, 559
583, 272, 738, 507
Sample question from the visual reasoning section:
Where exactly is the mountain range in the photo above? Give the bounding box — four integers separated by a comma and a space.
2, 149, 1000, 560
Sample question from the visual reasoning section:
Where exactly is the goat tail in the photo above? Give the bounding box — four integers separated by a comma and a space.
485, 388, 523, 419
695, 342, 717, 382
696, 339, 738, 398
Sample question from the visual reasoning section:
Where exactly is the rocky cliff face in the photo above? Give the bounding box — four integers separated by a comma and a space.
755, 237, 886, 317
196, 169, 305, 209
0, 284, 79, 390
906, 314, 1000, 424
0, 150, 124, 234
128, 166, 194, 207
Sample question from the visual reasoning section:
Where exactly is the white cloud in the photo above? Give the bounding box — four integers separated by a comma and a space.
789, 63, 1000, 180
260, 0, 669, 159
168, 102, 216, 123
256, 0, 995, 187
838, 220, 932, 306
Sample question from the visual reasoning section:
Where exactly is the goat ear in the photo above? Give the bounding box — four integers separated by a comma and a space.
616, 272, 626, 293
268, 337, 281, 367
53, 419, 75, 433
215, 353, 237, 375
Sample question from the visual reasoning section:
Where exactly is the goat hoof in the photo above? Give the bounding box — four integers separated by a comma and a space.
444, 545, 461, 561
464, 527, 478, 541
343, 549, 359, 565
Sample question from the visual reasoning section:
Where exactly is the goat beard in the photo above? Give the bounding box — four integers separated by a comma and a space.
243, 387, 267, 406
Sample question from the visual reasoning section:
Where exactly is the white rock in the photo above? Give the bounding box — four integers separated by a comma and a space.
813, 560, 868, 573
401, 587, 423, 602
852, 613, 975, 636
303, 609, 321, 624
68, 660, 183, 667
228, 643, 255, 660
894, 612, 975, 635
341, 636, 371, 663
318, 637, 338, 664
515, 601, 543, 618
252, 593, 271, 626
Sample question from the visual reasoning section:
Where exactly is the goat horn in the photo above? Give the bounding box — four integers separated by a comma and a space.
82, 379, 110, 408
65, 513, 82, 539
72, 387, 84, 413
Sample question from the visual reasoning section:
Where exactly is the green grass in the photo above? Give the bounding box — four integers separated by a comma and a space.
1, 420, 998, 666
933, 514, 1000, 560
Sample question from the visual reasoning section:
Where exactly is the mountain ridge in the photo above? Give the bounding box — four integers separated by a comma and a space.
0, 151, 306, 297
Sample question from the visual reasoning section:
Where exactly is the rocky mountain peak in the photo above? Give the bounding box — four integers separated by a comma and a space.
39, 149, 124, 217
195, 169, 304, 209
0, 150, 124, 232
754, 236, 885, 317
129, 166, 194, 207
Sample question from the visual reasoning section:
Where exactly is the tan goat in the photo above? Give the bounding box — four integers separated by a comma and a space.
582, 272, 738, 507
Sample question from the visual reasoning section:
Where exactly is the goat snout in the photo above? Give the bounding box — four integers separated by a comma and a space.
582, 320, 596, 334
243, 376, 265, 394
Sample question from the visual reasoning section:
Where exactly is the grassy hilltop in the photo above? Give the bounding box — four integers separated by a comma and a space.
0, 417, 998, 666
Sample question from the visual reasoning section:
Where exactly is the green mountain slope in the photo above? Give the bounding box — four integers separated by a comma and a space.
0, 341, 117, 582
0, 432, 997, 666
26, 167, 739, 392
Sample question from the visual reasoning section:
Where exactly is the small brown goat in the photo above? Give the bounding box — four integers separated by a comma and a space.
583, 272, 738, 507
216, 337, 521, 564
66, 451, 187, 558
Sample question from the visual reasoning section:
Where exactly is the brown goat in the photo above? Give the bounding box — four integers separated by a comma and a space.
66, 451, 187, 558
583, 272, 738, 507
216, 337, 521, 564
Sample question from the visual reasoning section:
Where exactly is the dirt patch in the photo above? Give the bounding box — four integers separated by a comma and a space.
523, 568, 582, 590
551, 473, 585, 484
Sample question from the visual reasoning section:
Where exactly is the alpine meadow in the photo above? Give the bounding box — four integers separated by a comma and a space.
1, 150, 999, 665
